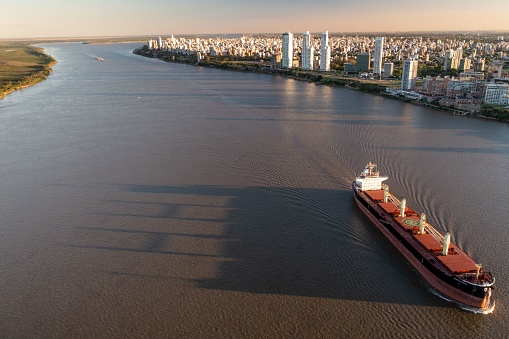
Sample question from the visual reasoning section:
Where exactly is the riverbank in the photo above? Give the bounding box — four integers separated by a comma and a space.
133, 47, 509, 122
0, 44, 56, 100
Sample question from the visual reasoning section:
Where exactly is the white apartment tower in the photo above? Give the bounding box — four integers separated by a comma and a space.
444, 48, 463, 70
158, 36, 163, 50
373, 37, 384, 75
320, 31, 331, 71
302, 31, 314, 70
401, 58, 419, 90
282, 32, 294, 68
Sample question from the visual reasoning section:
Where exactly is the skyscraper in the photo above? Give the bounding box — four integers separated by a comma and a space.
444, 49, 454, 70
373, 37, 384, 76
282, 32, 293, 68
302, 31, 314, 70
356, 52, 371, 72
401, 58, 419, 90
444, 49, 462, 70
320, 31, 330, 72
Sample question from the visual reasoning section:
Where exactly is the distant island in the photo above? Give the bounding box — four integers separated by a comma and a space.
0, 43, 56, 100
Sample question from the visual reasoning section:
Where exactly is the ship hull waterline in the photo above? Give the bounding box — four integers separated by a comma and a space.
353, 187, 492, 310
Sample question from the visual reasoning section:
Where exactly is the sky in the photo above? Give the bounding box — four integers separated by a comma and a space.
1, 0, 509, 39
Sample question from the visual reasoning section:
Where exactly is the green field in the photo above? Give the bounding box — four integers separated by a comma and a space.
0, 44, 55, 99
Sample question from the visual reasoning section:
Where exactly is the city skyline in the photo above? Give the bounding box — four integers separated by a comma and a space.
1, 0, 509, 39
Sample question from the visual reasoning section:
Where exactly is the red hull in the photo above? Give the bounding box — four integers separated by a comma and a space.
354, 195, 491, 309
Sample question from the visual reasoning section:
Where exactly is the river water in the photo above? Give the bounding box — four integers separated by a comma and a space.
1, 42, 508, 338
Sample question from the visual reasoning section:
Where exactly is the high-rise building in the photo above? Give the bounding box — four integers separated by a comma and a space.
158, 36, 163, 50
444, 49, 455, 70
373, 37, 384, 76
271, 53, 282, 68
302, 31, 314, 70
459, 58, 472, 71
455, 47, 463, 61
356, 52, 371, 72
444, 48, 462, 70
474, 59, 485, 72
401, 58, 419, 90
282, 32, 293, 68
383, 62, 394, 77
320, 31, 331, 72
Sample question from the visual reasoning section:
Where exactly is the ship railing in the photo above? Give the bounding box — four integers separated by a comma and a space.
387, 193, 445, 244
387, 194, 401, 207
457, 272, 492, 285
383, 192, 463, 277
424, 223, 445, 244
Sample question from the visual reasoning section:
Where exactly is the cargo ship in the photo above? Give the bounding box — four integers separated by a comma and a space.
353, 163, 494, 311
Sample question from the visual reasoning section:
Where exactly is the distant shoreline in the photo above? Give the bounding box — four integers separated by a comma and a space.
0, 45, 56, 100
133, 47, 508, 123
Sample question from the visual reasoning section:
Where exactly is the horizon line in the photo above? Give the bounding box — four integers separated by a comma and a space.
2, 30, 509, 41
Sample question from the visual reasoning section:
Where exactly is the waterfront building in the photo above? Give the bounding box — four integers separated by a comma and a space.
445, 80, 486, 99
344, 63, 357, 74
420, 76, 451, 96
383, 62, 394, 78
401, 58, 418, 90
158, 37, 162, 50
320, 31, 331, 71
282, 32, 294, 68
454, 94, 483, 112
271, 53, 282, 68
302, 31, 314, 70
438, 78, 484, 111
356, 52, 371, 72
373, 37, 384, 76
484, 83, 509, 105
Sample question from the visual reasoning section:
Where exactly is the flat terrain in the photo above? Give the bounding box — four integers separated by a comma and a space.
0, 43, 55, 98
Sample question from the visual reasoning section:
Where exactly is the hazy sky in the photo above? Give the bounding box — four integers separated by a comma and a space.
1, 0, 508, 39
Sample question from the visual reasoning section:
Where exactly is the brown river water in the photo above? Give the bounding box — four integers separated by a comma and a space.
0, 42, 508, 338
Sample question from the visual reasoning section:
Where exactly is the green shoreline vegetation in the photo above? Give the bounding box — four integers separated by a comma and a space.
134, 46, 509, 123
0, 43, 56, 100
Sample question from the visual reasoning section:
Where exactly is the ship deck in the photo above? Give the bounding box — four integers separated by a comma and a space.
364, 189, 480, 275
